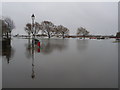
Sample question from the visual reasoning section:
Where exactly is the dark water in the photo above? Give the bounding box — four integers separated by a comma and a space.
2, 38, 118, 88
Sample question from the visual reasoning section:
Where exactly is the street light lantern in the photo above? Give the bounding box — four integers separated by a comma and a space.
31, 14, 35, 20
31, 14, 35, 35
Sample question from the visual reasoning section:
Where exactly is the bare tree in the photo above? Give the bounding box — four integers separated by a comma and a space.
4, 17, 15, 31
57, 25, 69, 38
24, 22, 42, 37
77, 27, 89, 39
1, 17, 15, 38
24, 23, 32, 37
50, 26, 60, 37
34, 22, 43, 36
41, 21, 54, 38
1, 19, 8, 37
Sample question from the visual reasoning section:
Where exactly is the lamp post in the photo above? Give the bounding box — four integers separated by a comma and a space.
31, 14, 35, 79
31, 14, 35, 38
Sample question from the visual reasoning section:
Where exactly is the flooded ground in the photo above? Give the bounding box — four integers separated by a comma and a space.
2, 38, 118, 88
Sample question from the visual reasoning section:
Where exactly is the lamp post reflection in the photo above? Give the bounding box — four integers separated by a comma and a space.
31, 39, 35, 79
31, 40, 41, 79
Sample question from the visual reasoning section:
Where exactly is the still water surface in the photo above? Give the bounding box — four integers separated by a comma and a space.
2, 38, 118, 88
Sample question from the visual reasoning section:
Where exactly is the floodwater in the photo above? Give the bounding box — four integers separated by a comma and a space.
2, 38, 118, 88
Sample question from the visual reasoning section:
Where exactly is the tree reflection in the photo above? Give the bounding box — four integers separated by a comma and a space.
25, 38, 32, 59
1, 38, 15, 64
76, 39, 88, 51
41, 39, 68, 54
25, 38, 68, 79
25, 39, 68, 55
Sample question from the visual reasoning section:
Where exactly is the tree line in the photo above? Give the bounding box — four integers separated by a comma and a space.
24, 21, 69, 39
0, 17, 90, 39
24, 20, 120, 39
25, 20, 92, 39
1, 17, 120, 39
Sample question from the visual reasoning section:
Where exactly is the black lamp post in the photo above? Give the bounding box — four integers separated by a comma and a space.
31, 14, 35, 37
31, 14, 35, 25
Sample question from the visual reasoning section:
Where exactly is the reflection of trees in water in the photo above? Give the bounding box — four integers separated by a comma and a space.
1, 38, 15, 63
25, 39, 68, 55
24, 38, 68, 79
25, 39, 32, 59
25, 38, 41, 59
76, 39, 88, 51
40, 39, 68, 54
25, 44, 32, 59
24, 39, 68, 79
40, 40, 52, 54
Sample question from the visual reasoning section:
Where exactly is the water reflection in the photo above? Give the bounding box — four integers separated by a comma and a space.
24, 38, 40, 79
25, 38, 68, 55
1, 38, 15, 64
2, 38, 118, 88
41, 39, 68, 54
25, 39, 32, 59
76, 39, 88, 51
25, 38, 69, 79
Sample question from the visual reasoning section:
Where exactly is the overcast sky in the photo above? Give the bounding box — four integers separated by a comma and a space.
2, 2, 118, 35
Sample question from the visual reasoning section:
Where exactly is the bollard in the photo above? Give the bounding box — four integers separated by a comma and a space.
37, 42, 40, 47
